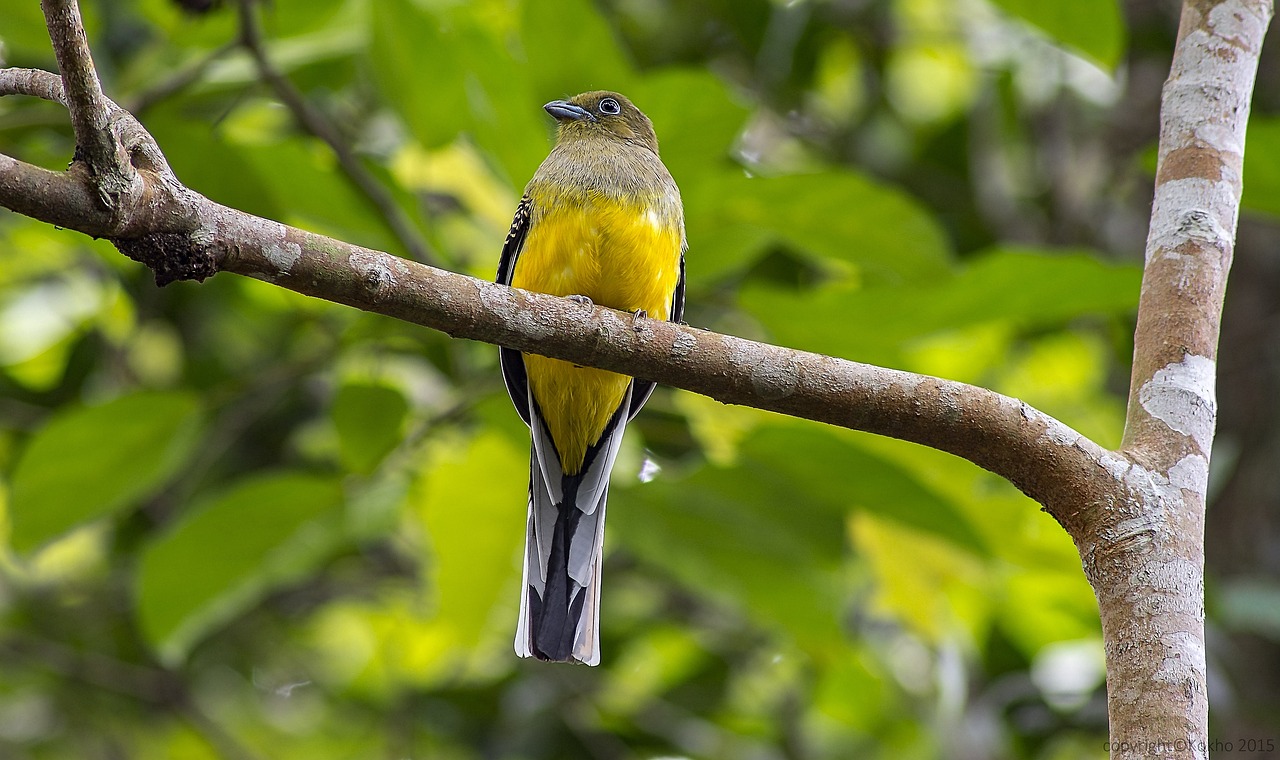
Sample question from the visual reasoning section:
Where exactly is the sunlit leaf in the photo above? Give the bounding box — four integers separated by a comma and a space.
414, 431, 526, 645
10, 392, 203, 552
852, 512, 990, 642
998, 568, 1103, 656
137, 472, 345, 665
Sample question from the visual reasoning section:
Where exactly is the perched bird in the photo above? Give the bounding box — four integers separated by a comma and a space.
496, 91, 686, 665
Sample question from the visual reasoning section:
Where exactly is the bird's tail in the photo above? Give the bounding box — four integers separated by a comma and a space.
515, 387, 630, 666
515, 481, 607, 664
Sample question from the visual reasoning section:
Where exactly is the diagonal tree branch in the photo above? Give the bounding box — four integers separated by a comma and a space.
0, 73, 1116, 521
126, 40, 239, 115
235, 0, 440, 267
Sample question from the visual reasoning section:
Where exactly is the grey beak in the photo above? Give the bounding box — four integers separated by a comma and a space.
544, 100, 595, 122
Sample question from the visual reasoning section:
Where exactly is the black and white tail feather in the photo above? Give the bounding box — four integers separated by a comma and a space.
498, 194, 686, 665
513, 385, 631, 664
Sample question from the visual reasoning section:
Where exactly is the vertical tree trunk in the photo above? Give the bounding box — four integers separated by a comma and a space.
1095, 1, 1272, 756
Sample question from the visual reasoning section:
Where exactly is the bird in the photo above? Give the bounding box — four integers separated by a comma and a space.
496, 91, 686, 665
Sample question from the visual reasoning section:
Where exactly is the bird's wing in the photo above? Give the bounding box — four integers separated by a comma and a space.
628, 244, 685, 420
497, 194, 533, 426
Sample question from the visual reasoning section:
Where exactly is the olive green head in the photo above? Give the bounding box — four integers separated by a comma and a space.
544, 91, 659, 155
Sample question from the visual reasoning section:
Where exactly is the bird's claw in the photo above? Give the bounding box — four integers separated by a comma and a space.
566, 294, 594, 308
630, 308, 649, 333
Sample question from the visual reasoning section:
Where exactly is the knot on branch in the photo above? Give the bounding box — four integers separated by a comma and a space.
113, 232, 216, 286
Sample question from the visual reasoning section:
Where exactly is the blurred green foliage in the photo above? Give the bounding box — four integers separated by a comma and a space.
2, 0, 1274, 758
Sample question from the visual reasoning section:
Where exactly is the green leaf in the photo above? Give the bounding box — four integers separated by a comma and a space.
10, 392, 203, 552
615, 462, 846, 650
615, 424, 982, 650
137, 472, 345, 665
144, 112, 283, 226
368, 0, 468, 150
999, 569, 1103, 656
686, 170, 953, 285
1243, 117, 1280, 218
990, 0, 1126, 71
331, 383, 409, 475
147, 111, 412, 255
741, 247, 1141, 366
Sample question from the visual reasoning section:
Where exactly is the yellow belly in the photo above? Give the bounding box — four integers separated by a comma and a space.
512, 194, 682, 474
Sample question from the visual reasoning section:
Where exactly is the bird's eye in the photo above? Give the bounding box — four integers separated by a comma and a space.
598, 98, 621, 115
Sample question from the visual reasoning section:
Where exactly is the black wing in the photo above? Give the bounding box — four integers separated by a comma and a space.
628, 245, 686, 420
498, 195, 533, 425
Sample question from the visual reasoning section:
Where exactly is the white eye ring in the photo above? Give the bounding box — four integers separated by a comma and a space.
599, 98, 621, 115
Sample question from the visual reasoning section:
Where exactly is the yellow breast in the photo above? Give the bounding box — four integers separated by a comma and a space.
512, 192, 683, 473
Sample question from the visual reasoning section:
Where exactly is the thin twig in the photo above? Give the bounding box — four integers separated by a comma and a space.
0, 635, 172, 701
235, 0, 440, 266
0, 67, 70, 104
126, 40, 239, 115
177, 699, 266, 760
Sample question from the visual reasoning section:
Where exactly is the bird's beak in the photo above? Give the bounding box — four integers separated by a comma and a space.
544, 100, 595, 122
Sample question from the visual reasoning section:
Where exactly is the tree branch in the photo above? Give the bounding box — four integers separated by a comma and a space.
1122, 0, 1267, 466
0, 72, 1113, 523
40, 0, 114, 166
39, 0, 146, 233
1, 67, 198, 241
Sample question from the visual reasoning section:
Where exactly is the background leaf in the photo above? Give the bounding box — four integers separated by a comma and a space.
1243, 117, 1280, 218
331, 382, 409, 475
137, 472, 345, 665
687, 170, 953, 285
9, 392, 202, 552
741, 247, 1141, 365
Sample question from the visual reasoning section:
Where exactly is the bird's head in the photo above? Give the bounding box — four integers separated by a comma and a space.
544, 91, 659, 155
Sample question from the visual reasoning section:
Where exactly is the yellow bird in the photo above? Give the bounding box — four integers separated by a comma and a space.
497, 91, 685, 664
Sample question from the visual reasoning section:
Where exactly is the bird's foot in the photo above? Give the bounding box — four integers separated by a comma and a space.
630, 308, 649, 333
566, 294, 594, 308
